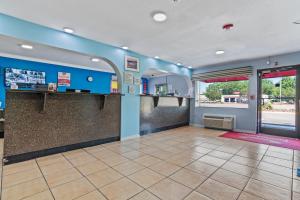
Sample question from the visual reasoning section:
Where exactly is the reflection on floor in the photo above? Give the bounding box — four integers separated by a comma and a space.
0, 126, 300, 200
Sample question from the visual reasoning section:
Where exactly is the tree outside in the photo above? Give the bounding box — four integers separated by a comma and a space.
262, 77, 295, 98
261, 76, 296, 126
204, 80, 248, 102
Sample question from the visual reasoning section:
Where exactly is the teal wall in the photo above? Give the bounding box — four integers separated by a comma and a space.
0, 13, 191, 139
0, 56, 113, 108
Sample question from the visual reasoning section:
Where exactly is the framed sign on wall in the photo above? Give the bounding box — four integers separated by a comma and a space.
125, 56, 140, 72
128, 85, 135, 95
124, 72, 134, 84
134, 77, 141, 85
58, 72, 71, 87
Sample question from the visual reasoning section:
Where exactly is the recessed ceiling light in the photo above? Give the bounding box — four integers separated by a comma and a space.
188, 66, 193, 69
91, 57, 100, 62
63, 27, 74, 33
152, 12, 167, 22
216, 50, 225, 55
154, 56, 160, 59
20, 44, 33, 50
293, 20, 300, 24
121, 46, 129, 50
176, 62, 182, 66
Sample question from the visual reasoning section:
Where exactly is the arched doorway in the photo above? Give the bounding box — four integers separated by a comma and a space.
0, 35, 124, 163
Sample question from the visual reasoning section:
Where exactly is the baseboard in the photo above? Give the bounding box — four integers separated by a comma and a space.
3, 136, 120, 165
121, 134, 140, 141
140, 123, 189, 136
190, 123, 256, 134
189, 123, 204, 128
234, 129, 256, 134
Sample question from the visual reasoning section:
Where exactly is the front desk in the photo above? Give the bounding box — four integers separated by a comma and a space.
4, 91, 121, 164
140, 96, 190, 135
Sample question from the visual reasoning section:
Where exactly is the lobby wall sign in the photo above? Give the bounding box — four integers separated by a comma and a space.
128, 85, 135, 95
124, 72, 134, 84
134, 77, 141, 85
48, 83, 57, 91
125, 56, 140, 72
58, 72, 71, 87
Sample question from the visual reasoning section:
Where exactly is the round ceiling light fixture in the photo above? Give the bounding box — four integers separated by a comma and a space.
63, 27, 75, 34
154, 56, 160, 59
188, 66, 193, 69
91, 57, 100, 62
222, 23, 234, 30
216, 50, 225, 55
20, 44, 33, 50
121, 46, 129, 50
152, 12, 167, 22
176, 62, 182, 66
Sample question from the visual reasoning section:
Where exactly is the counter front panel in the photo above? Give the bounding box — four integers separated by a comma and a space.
140, 96, 190, 135
4, 91, 121, 162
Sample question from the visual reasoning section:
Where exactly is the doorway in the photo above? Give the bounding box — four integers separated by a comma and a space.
257, 66, 299, 138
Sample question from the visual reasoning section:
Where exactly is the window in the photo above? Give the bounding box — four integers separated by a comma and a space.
155, 84, 168, 96
195, 79, 249, 108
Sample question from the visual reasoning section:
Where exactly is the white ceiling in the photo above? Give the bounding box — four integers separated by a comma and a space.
142, 68, 174, 78
1, 0, 300, 68
0, 35, 115, 73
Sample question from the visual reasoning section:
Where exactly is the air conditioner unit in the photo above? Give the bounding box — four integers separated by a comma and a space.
203, 114, 235, 131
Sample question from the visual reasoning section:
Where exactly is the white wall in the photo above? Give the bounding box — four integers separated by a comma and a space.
191, 51, 300, 132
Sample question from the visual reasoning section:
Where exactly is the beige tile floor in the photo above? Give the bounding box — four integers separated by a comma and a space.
0, 126, 300, 200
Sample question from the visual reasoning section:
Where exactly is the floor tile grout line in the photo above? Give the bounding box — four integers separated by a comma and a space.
94, 140, 185, 200
127, 189, 163, 200
10, 160, 56, 200
82, 147, 146, 191
236, 145, 271, 200
61, 152, 111, 200
34, 159, 56, 200
244, 170, 292, 191
261, 156, 294, 169
2, 129, 297, 200
176, 142, 245, 200
90, 145, 183, 199
84, 137, 215, 199
0, 147, 248, 197
1, 163, 54, 198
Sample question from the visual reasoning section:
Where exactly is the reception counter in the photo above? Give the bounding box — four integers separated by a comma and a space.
140, 96, 190, 135
4, 91, 121, 164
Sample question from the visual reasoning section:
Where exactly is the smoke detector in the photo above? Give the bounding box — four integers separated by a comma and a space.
223, 23, 234, 30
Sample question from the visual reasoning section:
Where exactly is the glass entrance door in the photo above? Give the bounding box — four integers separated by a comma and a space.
258, 66, 299, 138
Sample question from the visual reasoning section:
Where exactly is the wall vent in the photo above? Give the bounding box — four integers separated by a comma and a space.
203, 114, 235, 131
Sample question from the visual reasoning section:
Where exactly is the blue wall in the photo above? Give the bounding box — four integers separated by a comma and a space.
0, 13, 191, 139
0, 56, 113, 108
